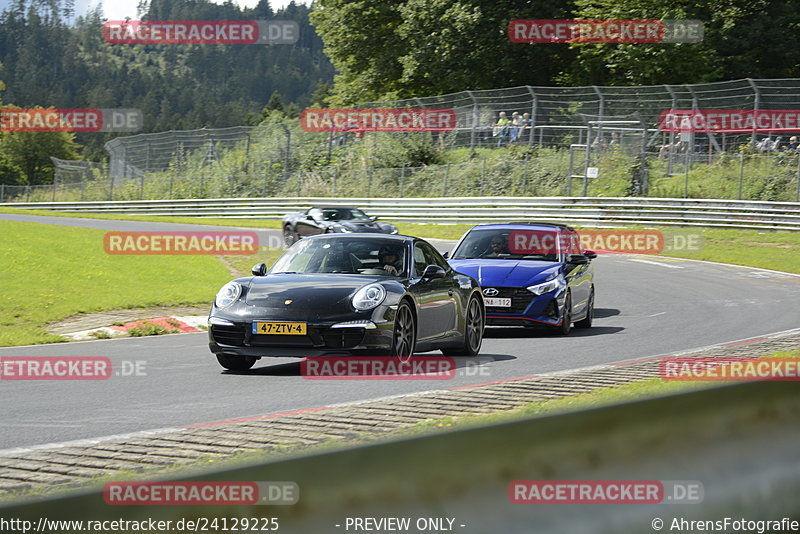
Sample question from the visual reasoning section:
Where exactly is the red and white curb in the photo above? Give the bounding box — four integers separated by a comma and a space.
62, 315, 207, 341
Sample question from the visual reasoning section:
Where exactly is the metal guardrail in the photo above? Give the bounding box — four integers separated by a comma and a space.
3, 381, 799, 533
4, 196, 800, 231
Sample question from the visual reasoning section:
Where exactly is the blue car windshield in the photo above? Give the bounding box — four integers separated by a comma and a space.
451, 229, 561, 261
271, 237, 407, 276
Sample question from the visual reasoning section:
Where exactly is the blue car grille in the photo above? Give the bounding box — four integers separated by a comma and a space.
484, 288, 535, 314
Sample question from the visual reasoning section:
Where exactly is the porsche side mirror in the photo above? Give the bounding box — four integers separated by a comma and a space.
442, 251, 450, 259
583, 250, 597, 260
306, 215, 315, 221
567, 254, 589, 265
421, 264, 446, 280
370, 216, 379, 221
251, 262, 268, 276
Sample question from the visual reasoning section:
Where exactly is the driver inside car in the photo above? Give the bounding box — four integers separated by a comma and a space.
484, 236, 509, 257
378, 246, 404, 276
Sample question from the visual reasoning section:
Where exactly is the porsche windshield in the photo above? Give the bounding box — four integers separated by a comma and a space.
270, 238, 407, 276
451, 229, 561, 261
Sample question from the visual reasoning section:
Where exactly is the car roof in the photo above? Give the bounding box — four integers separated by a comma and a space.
467, 222, 575, 231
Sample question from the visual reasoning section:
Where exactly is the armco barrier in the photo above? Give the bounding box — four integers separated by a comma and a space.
2, 381, 799, 533
3, 196, 800, 231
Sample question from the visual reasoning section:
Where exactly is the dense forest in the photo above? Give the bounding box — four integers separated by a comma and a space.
0, 0, 335, 164
311, 0, 800, 104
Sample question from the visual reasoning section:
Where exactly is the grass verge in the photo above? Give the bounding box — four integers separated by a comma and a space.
0, 220, 232, 347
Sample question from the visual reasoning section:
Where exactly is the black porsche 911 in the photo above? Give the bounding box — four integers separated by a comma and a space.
282, 206, 398, 246
208, 234, 485, 371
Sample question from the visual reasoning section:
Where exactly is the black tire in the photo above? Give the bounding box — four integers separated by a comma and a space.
442, 295, 483, 356
283, 225, 295, 246
558, 292, 572, 336
216, 354, 257, 371
574, 288, 594, 329
392, 300, 417, 360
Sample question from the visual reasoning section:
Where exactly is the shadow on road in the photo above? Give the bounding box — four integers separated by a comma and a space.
484, 324, 624, 338
594, 308, 621, 318
224, 353, 518, 376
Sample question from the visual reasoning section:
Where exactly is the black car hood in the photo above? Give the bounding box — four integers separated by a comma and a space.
245, 273, 387, 311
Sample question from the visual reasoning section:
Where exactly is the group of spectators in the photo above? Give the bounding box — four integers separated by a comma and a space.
491, 112, 533, 146
756, 135, 800, 153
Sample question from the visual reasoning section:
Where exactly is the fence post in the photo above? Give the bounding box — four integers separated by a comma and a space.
26, 186, 31, 202
0, 184, 4, 203
466, 90, 477, 156
583, 125, 592, 197
443, 163, 450, 197
738, 153, 745, 200
481, 157, 486, 195
168, 174, 173, 200
367, 166, 373, 198
684, 151, 690, 198
109, 178, 114, 201
297, 171, 302, 197
400, 164, 405, 197
746, 78, 761, 147
333, 167, 338, 195
526, 86, 537, 147
567, 146, 574, 196
523, 155, 529, 193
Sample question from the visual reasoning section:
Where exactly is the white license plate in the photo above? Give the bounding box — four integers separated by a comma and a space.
485, 297, 511, 307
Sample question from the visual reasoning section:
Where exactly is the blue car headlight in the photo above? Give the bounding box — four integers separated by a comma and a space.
215, 282, 242, 308
352, 283, 386, 311
526, 277, 565, 296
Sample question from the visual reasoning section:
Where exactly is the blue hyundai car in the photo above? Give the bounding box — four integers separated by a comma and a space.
445, 223, 596, 335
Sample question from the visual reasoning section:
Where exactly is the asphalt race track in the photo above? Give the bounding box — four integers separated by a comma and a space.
2, 214, 799, 450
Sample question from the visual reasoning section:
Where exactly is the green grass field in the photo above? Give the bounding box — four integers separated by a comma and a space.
0, 220, 232, 347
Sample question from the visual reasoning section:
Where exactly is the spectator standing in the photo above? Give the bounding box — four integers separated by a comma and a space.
510, 112, 523, 143
493, 112, 511, 146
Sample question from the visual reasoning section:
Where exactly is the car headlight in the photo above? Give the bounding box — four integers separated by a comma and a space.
334, 224, 352, 233
526, 277, 565, 296
352, 283, 386, 311
215, 282, 242, 308
389, 225, 399, 234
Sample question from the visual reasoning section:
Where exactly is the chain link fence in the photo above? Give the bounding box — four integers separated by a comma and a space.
6, 78, 800, 204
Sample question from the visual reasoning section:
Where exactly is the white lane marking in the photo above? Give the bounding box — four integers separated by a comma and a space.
628, 258, 685, 269
0, 426, 186, 457
645, 312, 667, 318
652, 255, 800, 278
